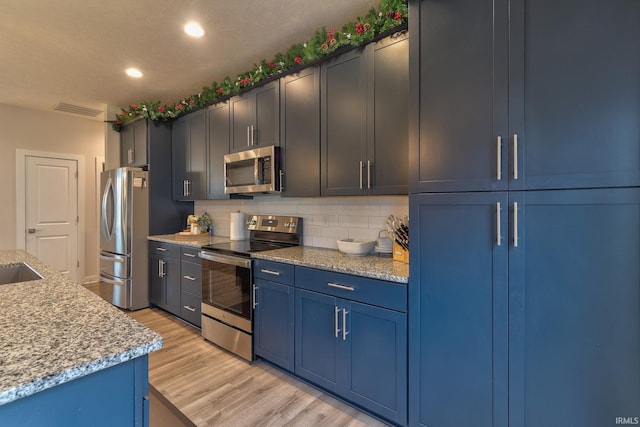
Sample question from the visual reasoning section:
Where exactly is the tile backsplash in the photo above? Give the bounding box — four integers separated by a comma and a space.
195, 195, 408, 249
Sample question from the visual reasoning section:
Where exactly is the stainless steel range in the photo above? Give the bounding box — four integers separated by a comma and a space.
199, 215, 302, 361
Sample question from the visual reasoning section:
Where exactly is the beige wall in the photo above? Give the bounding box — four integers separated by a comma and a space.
0, 104, 104, 282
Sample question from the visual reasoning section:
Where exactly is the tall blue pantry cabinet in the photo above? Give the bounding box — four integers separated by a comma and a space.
408, 1, 640, 426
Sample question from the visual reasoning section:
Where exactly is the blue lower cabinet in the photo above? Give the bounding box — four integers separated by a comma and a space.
509, 188, 640, 427
295, 288, 340, 391
409, 192, 509, 427
409, 188, 640, 427
342, 300, 407, 424
295, 288, 408, 425
254, 278, 295, 372
0, 356, 149, 427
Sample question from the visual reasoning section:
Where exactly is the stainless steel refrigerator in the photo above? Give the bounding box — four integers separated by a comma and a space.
99, 167, 149, 310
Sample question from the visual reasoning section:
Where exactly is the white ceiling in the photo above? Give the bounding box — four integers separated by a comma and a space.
0, 0, 381, 121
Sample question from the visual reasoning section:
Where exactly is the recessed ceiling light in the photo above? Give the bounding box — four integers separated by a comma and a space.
126, 68, 143, 78
184, 22, 205, 38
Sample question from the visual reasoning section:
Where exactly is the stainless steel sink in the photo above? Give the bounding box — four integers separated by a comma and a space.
0, 262, 43, 285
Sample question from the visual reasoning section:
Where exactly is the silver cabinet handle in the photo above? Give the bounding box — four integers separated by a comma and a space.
251, 125, 255, 146
359, 161, 363, 189
186, 180, 191, 197
496, 136, 502, 180
252, 284, 258, 309
327, 282, 355, 291
155, 247, 167, 252
184, 253, 196, 258
513, 134, 518, 180
183, 275, 196, 281
247, 126, 251, 147
496, 202, 502, 247
279, 170, 285, 193
513, 202, 519, 248
260, 269, 281, 276
342, 308, 349, 341
183, 305, 197, 312
334, 305, 341, 338
158, 260, 165, 278
367, 160, 372, 189
183, 180, 187, 197
128, 148, 134, 164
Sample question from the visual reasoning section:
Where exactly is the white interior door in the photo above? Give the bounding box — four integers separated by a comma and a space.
25, 156, 79, 282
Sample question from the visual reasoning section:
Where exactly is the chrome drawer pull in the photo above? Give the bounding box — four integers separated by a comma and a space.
334, 306, 341, 337
183, 305, 197, 312
253, 284, 258, 309
342, 308, 349, 341
260, 269, 281, 276
327, 282, 355, 291
183, 275, 196, 281
496, 202, 502, 247
513, 134, 519, 180
513, 202, 519, 248
156, 247, 167, 252
496, 136, 502, 180
184, 253, 197, 258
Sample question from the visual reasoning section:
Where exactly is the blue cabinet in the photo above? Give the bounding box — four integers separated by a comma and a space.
409, 0, 640, 193
409, 192, 509, 427
149, 242, 181, 316
253, 260, 408, 424
172, 109, 207, 200
254, 260, 295, 371
180, 247, 202, 327
508, 188, 640, 427
409, 189, 640, 427
295, 268, 408, 425
0, 356, 149, 427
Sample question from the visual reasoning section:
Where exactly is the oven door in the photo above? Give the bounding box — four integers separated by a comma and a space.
200, 251, 253, 333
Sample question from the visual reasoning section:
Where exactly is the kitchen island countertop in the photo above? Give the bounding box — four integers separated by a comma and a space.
253, 246, 409, 283
0, 250, 162, 406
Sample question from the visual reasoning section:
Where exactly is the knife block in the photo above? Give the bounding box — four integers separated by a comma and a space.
392, 243, 409, 263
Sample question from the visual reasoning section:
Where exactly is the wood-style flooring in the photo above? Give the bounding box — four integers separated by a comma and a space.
127, 308, 389, 427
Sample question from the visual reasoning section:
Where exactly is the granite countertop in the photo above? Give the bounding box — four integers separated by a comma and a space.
252, 246, 409, 283
0, 250, 163, 406
148, 233, 230, 248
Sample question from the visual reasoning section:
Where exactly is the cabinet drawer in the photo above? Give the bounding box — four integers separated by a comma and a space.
149, 241, 179, 258
180, 291, 201, 327
181, 261, 201, 295
295, 267, 406, 312
181, 246, 201, 262
254, 260, 295, 286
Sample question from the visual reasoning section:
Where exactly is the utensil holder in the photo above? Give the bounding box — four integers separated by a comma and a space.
392, 243, 409, 263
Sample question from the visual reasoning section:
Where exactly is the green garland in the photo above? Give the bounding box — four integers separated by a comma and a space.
111, 0, 408, 131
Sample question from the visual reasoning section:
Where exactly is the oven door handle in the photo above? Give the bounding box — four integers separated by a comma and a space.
199, 251, 252, 269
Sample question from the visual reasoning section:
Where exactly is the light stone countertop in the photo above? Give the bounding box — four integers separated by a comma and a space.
0, 250, 163, 406
148, 233, 230, 248
252, 246, 409, 283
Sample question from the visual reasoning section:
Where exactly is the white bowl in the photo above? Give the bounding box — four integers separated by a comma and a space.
336, 239, 376, 256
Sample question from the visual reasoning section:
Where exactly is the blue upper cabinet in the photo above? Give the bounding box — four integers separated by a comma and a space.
409, 0, 640, 193
508, 188, 640, 426
409, 0, 508, 193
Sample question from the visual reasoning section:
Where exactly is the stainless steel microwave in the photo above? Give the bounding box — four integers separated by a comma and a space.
224, 145, 280, 194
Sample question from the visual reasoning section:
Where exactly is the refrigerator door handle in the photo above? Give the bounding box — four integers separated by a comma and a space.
99, 272, 125, 286
101, 176, 114, 240
99, 252, 125, 262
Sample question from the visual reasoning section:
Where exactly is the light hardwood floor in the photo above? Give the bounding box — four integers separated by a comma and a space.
127, 308, 389, 427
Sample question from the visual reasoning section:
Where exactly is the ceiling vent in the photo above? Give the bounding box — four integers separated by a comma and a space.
53, 102, 103, 117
